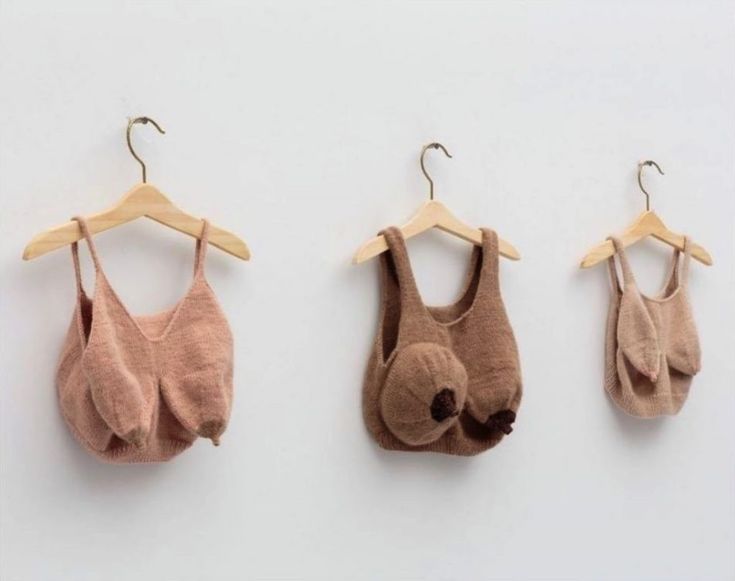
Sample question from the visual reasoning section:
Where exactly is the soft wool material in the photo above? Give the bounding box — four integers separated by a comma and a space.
56, 217, 234, 463
604, 236, 701, 418
362, 227, 522, 456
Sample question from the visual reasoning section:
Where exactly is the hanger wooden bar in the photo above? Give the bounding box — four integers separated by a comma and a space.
580, 210, 712, 268
23, 183, 250, 261
353, 199, 520, 264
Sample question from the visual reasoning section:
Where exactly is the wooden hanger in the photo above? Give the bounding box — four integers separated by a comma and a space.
353, 143, 521, 264
23, 117, 250, 261
580, 160, 712, 268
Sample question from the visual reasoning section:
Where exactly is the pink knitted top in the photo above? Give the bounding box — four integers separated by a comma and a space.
56, 217, 234, 463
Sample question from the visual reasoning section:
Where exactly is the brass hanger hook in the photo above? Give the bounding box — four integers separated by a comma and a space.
126, 116, 166, 183
637, 159, 664, 212
420, 142, 453, 200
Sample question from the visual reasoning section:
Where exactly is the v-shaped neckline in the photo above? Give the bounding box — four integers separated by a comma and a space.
70, 215, 213, 345
92, 271, 204, 343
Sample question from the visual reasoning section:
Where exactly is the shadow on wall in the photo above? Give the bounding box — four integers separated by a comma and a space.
606, 397, 669, 443
368, 440, 479, 480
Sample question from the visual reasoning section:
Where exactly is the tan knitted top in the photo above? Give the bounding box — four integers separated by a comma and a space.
362, 227, 522, 456
56, 217, 234, 463
605, 236, 701, 417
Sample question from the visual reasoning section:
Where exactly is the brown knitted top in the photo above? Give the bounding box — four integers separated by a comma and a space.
604, 236, 701, 417
362, 227, 522, 456
56, 217, 234, 463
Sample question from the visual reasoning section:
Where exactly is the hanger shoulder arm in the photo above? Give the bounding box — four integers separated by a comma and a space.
205, 223, 251, 260
145, 212, 250, 261
352, 234, 387, 264
129, 185, 249, 260
580, 228, 650, 268
23, 220, 84, 260
352, 201, 440, 264
683, 242, 713, 266
432, 202, 520, 260
652, 230, 713, 265
22, 184, 157, 260
580, 239, 615, 268
438, 221, 521, 260
498, 238, 521, 261
689, 242, 713, 265
22, 211, 135, 260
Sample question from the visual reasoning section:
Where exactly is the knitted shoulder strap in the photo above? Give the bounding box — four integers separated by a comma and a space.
193, 219, 210, 276
379, 227, 440, 348
479, 228, 499, 292
606, 236, 636, 291
680, 236, 692, 286
662, 235, 692, 291
70, 217, 104, 295
381, 227, 424, 309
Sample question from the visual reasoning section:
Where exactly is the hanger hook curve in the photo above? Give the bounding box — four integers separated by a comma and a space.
637, 159, 664, 212
420, 142, 453, 201
126, 116, 166, 183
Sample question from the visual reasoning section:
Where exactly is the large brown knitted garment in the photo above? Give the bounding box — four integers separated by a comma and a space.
56, 217, 234, 463
604, 236, 701, 417
363, 227, 522, 456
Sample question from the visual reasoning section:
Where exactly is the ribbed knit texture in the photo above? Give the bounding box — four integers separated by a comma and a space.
56, 217, 234, 463
604, 236, 701, 418
362, 227, 522, 456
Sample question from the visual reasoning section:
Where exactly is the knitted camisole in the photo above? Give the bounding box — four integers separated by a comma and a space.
56, 217, 234, 463
604, 236, 701, 417
362, 227, 522, 456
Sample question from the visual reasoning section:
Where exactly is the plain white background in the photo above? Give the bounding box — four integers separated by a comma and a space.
1, 2, 733, 580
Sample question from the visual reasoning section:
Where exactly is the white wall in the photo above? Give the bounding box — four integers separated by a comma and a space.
1, 2, 734, 580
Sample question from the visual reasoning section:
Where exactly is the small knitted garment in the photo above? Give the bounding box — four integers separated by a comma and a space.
362, 227, 522, 456
604, 236, 701, 417
56, 217, 234, 463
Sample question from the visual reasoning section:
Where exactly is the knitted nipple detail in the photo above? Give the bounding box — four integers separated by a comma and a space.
380, 343, 468, 446
485, 409, 516, 434
430, 388, 459, 422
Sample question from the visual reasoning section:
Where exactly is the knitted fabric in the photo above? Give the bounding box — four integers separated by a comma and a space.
362, 227, 522, 456
56, 217, 234, 463
604, 236, 701, 417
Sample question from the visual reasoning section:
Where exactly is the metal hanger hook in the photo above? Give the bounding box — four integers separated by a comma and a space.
637, 159, 664, 212
126, 116, 166, 183
420, 142, 453, 200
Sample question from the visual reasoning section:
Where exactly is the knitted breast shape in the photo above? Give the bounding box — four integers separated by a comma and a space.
616, 286, 661, 382
380, 343, 468, 446
665, 298, 701, 376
